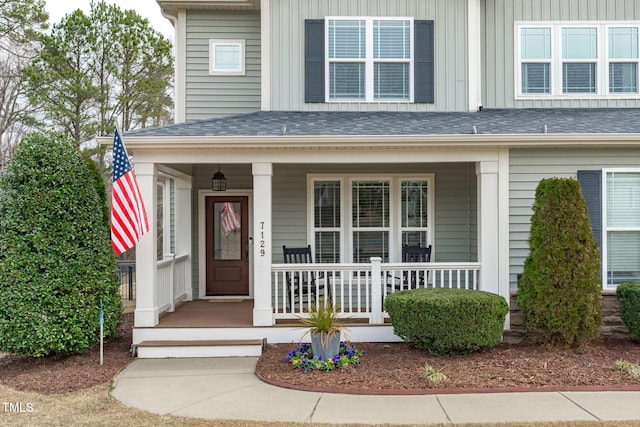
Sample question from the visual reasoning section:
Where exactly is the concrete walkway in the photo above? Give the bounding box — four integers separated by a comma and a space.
111, 357, 640, 425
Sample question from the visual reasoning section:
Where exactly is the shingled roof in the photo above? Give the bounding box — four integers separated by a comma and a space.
125, 109, 640, 138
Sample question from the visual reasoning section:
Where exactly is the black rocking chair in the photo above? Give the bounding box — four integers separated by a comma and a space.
387, 244, 432, 292
282, 245, 330, 310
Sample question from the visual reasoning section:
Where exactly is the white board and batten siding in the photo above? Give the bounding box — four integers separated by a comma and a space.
268, 0, 470, 112
185, 11, 262, 121
509, 148, 640, 289
483, 0, 640, 109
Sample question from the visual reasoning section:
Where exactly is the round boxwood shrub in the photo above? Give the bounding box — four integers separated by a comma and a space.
517, 178, 601, 350
616, 282, 640, 341
384, 288, 509, 356
0, 131, 122, 357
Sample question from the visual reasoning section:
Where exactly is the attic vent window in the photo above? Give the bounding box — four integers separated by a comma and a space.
209, 39, 245, 76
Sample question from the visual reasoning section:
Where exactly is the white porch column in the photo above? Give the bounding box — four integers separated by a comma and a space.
477, 161, 500, 296
253, 162, 274, 326
134, 162, 159, 327
175, 175, 193, 300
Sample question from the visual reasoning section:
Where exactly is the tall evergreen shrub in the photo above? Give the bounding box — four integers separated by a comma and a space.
0, 131, 122, 357
516, 178, 601, 350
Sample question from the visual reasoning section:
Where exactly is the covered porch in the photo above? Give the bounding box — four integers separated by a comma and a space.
111, 113, 510, 357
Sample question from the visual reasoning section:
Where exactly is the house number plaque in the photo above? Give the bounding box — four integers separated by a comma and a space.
259, 221, 266, 257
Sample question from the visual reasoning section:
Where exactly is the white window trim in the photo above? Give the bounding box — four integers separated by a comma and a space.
325, 17, 414, 103
209, 39, 246, 76
602, 168, 640, 289
515, 21, 640, 100
308, 174, 434, 263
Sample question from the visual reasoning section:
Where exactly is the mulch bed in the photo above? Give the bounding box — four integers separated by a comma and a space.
0, 313, 134, 395
2, 313, 640, 396
256, 338, 640, 394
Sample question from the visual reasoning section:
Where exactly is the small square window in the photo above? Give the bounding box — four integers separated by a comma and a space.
209, 40, 245, 75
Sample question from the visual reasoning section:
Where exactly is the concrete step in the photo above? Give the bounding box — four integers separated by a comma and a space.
135, 339, 266, 358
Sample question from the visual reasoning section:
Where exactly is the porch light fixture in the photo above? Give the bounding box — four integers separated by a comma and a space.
211, 167, 226, 191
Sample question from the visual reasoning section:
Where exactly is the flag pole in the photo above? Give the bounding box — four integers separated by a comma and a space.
100, 299, 104, 366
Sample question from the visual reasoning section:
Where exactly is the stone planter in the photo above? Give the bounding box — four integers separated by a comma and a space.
310, 332, 341, 361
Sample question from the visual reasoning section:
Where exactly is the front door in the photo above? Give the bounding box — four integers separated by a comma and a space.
205, 196, 249, 296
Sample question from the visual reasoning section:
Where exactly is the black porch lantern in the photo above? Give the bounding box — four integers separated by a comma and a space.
211, 168, 226, 191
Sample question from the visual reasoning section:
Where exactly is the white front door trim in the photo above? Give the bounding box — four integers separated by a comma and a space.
198, 189, 254, 300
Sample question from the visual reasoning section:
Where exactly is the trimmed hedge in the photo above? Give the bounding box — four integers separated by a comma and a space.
384, 288, 509, 356
616, 282, 640, 341
0, 131, 122, 357
517, 178, 601, 350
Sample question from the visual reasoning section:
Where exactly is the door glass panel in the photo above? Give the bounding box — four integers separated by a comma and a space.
214, 202, 241, 260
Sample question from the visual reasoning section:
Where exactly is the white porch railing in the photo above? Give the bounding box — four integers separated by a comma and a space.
272, 258, 481, 324
156, 253, 190, 313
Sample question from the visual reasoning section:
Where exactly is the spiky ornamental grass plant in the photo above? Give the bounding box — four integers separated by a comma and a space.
0, 131, 122, 357
517, 178, 601, 351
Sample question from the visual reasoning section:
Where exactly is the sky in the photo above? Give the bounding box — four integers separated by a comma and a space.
44, 0, 174, 39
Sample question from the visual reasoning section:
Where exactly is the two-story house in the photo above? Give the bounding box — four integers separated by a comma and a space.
115, 0, 640, 358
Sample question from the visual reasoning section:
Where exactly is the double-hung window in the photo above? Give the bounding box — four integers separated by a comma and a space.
310, 175, 432, 264
604, 170, 640, 287
328, 18, 412, 101
609, 27, 639, 93
305, 18, 433, 103
562, 27, 598, 93
517, 22, 640, 98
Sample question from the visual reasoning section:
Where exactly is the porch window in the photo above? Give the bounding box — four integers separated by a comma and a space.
401, 180, 429, 247
605, 171, 640, 286
310, 175, 433, 263
352, 180, 390, 262
314, 180, 341, 263
157, 177, 176, 260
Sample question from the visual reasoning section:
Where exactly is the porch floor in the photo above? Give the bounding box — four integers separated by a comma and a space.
152, 299, 388, 328
155, 300, 253, 328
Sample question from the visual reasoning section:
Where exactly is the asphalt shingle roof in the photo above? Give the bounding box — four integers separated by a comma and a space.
125, 109, 640, 138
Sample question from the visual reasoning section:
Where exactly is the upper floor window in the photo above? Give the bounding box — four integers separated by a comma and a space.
209, 39, 245, 76
517, 23, 640, 98
305, 18, 434, 104
327, 18, 412, 101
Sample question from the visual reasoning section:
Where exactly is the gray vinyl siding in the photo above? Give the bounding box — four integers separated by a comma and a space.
483, 0, 640, 109
272, 163, 477, 264
185, 11, 261, 121
269, 0, 469, 112
509, 147, 640, 291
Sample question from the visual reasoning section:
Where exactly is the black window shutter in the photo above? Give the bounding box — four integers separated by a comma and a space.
305, 19, 325, 103
577, 170, 602, 251
414, 20, 434, 103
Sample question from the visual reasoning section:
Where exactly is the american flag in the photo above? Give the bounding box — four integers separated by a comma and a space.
110, 128, 149, 254
221, 202, 241, 235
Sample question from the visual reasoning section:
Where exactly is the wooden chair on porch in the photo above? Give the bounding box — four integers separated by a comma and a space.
387, 244, 433, 293
282, 245, 330, 310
